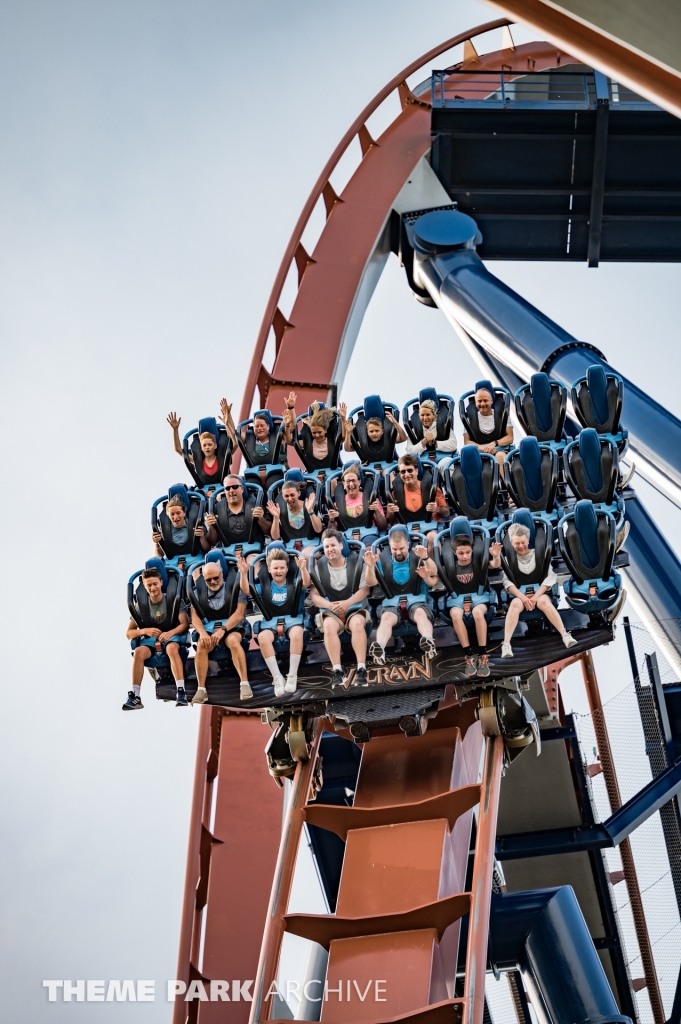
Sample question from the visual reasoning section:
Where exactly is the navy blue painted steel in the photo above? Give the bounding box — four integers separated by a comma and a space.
489, 888, 631, 1024
409, 210, 681, 508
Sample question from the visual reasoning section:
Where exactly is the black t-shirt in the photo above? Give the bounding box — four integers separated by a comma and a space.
226, 510, 247, 537
454, 558, 475, 587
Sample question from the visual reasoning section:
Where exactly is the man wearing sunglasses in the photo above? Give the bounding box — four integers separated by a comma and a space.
190, 559, 251, 703
204, 474, 270, 558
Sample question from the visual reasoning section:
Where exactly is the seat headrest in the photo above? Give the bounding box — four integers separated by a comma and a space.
388, 525, 410, 543
205, 549, 229, 577
363, 395, 384, 420
265, 541, 288, 557
168, 483, 191, 507
518, 437, 543, 502
253, 409, 275, 432
511, 509, 536, 547
449, 516, 473, 540
529, 373, 553, 433
145, 557, 168, 591
309, 402, 327, 415
586, 365, 610, 427
578, 429, 604, 493
419, 387, 439, 406
474, 379, 495, 399
198, 417, 219, 439
574, 500, 601, 570
460, 445, 484, 508
342, 461, 365, 485
283, 468, 306, 486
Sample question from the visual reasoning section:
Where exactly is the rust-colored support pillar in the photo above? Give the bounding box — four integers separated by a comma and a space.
580, 652, 664, 1024
463, 736, 504, 1024
250, 721, 325, 1024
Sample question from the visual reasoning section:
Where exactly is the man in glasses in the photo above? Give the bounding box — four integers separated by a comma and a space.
190, 559, 252, 703
386, 453, 450, 555
124, 568, 190, 710
204, 473, 270, 559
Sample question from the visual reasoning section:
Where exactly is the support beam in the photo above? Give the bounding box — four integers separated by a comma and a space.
587, 71, 610, 268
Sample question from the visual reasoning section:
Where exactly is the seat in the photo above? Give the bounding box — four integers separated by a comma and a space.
208, 477, 265, 557
127, 558, 188, 670
496, 510, 557, 621
459, 379, 511, 445
515, 373, 567, 445
504, 437, 559, 515
571, 365, 628, 450
442, 445, 499, 524
434, 516, 495, 619
370, 529, 432, 638
293, 403, 344, 473
182, 417, 233, 490
384, 456, 440, 530
151, 483, 206, 568
308, 538, 371, 643
559, 500, 621, 614
325, 464, 381, 543
248, 542, 306, 652
349, 394, 401, 466
185, 551, 250, 658
236, 409, 287, 491
402, 387, 454, 459
267, 469, 323, 551
563, 428, 623, 526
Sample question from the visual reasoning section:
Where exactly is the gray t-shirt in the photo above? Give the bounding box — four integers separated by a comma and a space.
148, 595, 167, 623
326, 559, 367, 596
206, 582, 247, 612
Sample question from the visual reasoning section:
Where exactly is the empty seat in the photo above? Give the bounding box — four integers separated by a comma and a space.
504, 437, 559, 514
515, 373, 567, 444
151, 484, 206, 565
571, 365, 627, 445
564, 429, 622, 524
459, 380, 511, 445
349, 394, 401, 465
402, 387, 454, 451
559, 500, 622, 614
442, 445, 499, 523
292, 403, 344, 472
183, 417, 233, 489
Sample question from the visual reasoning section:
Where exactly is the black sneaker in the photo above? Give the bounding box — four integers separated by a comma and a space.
331, 669, 347, 689
355, 667, 369, 688
176, 686, 189, 707
122, 691, 143, 711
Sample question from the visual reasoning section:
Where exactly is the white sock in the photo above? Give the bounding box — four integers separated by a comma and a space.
176, 679, 185, 689
265, 656, 280, 679
289, 654, 301, 675
333, 664, 342, 672
357, 663, 366, 671
133, 684, 141, 697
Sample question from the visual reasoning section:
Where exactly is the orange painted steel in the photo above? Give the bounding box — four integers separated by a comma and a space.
249, 720, 325, 1024
484, 0, 681, 120
462, 735, 504, 1024
238, 24, 575, 424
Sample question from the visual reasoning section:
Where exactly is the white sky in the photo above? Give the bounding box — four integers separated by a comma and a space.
1, 2, 680, 1021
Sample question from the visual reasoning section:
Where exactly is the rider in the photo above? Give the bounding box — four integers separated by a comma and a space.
221, 397, 289, 471
189, 556, 253, 703
241, 546, 308, 696
363, 526, 439, 665
501, 522, 577, 657
341, 405, 407, 463
327, 462, 388, 545
152, 493, 210, 560
308, 529, 371, 689
386, 453, 450, 553
286, 393, 344, 472
405, 399, 458, 459
204, 473, 270, 556
267, 474, 323, 555
440, 529, 501, 677
167, 411, 228, 485
124, 567, 189, 710
462, 384, 514, 480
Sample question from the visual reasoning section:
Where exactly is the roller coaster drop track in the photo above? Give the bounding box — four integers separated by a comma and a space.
173, 21, 680, 1024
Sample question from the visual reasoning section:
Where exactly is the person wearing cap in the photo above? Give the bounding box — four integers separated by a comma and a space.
463, 384, 514, 478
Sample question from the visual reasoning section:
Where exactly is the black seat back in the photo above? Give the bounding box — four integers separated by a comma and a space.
248, 543, 302, 619
236, 410, 286, 469
571, 365, 624, 436
459, 380, 510, 444
434, 517, 490, 595
128, 558, 183, 631
387, 458, 438, 523
564, 429, 619, 504
505, 438, 558, 513
187, 550, 241, 622
183, 417, 233, 488
152, 484, 206, 558
443, 446, 498, 521
498, 511, 553, 589
293, 404, 344, 471
402, 388, 454, 445
326, 466, 379, 530
515, 373, 567, 443
559, 500, 616, 583
349, 394, 400, 464
210, 479, 265, 547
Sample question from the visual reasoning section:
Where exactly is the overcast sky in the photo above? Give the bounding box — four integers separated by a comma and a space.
1, 2, 680, 1021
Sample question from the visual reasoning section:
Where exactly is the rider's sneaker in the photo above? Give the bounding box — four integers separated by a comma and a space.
464, 654, 478, 677
477, 655, 491, 678
370, 642, 386, 665
562, 631, 578, 649
355, 667, 369, 687
176, 687, 189, 707
501, 642, 514, 659
285, 673, 298, 693
273, 675, 286, 697
240, 681, 254, 700
122, 691, 143, 711
420, 636, 437, 660
191, 686, 208, 705
331, 669, 347, 689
